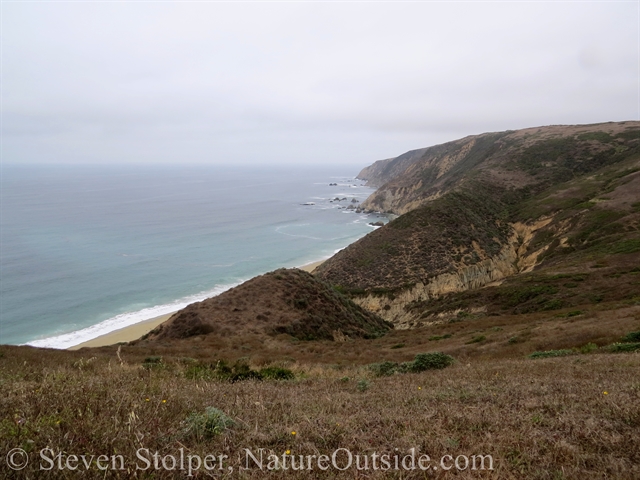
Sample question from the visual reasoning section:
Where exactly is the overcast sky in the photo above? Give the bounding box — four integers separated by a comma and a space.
2, 1, 638, 166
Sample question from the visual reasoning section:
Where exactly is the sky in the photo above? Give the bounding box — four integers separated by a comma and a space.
2, 1, 638, 166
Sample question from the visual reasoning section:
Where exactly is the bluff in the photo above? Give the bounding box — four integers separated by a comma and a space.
317, 121, 640, 326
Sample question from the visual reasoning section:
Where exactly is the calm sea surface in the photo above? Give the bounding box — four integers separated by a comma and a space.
0, 164, 381, 348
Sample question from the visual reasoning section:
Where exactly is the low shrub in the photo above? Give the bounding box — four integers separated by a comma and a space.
259, 366, 295, 380
607, 342, 640, 353
410, 352, 455, 371
183, 407, 234, 439
528, 349, 575, 359
142, 356, 164, 370
579, 343, 598, 354
356, 379, 370, 392
622, 331, 640, 343
185, 360, 294, 382
466, 335, 486, 344
370, 353, 455, 376
369, 361, 398, 377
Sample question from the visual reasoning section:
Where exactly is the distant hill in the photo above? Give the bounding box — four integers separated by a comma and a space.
317, 121, 640, 326
138, 268, 391, 344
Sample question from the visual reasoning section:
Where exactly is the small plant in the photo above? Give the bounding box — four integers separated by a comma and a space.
259, 366, 295, 380
622, 331, 640, 343
390, 343, 405, 349
508, 336, 521, 344
369, 353, 455, 376
466, 335, 486, 344
184, 407, 234, 439
528, 349, 575, 359
579, 343, 598, 354
356, 379, 370, 392
409, 352, 454, 371
429, 334, 452, 341
555, 310, 583, 318
607, 342, 640, 353
369, 361, 398, 377
142, 356, 164, 370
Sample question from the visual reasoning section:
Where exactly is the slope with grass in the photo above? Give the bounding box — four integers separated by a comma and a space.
138, 268, 391, 346
316, 122, 640, 326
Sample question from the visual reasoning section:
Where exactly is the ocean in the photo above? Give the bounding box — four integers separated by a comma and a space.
0, 164, 382, 348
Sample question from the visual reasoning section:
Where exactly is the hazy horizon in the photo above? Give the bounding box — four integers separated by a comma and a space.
3, 1, 638, 166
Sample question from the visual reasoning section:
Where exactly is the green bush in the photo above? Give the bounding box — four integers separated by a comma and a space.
528, 349, 575, 359
356, 379, 370, 392
466, 335, 486, 344
142, 356, 164, 370
184, 407, 234, 439
369, 361, 399, 377
185, 360, 293, 382
622, 331, 640, 343
607, 342, 640, 353
410, 352, 455, 371
259, 366, 295, 380
369, 353, 454, 377
579, 343, 598, 354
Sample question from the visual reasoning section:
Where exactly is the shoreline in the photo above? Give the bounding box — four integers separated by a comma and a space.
68, 259, 325, 350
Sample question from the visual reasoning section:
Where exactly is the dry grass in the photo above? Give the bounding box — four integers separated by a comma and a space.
1, 344, 639, 479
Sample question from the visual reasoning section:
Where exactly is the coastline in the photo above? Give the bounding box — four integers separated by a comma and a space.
68, 260, 325, 350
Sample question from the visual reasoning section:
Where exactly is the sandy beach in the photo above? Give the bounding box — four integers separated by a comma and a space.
68, 260, 325, 350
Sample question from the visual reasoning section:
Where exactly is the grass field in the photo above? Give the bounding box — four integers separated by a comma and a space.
1, 340, 639, 479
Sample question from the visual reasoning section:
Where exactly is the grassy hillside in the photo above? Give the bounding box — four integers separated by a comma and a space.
1, 344, 639, 478
316, 123, 640, 327
139, 268, 391, 345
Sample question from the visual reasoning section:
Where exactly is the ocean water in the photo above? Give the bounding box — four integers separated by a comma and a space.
0, 164, 382, 348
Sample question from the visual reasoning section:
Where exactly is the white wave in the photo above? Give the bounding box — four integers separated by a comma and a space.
24, 282, 242, 350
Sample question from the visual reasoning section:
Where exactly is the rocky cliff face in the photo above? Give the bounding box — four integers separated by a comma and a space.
349, 219, 552, 327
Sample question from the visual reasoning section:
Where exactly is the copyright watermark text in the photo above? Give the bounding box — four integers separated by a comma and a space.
4, 447, 494, 475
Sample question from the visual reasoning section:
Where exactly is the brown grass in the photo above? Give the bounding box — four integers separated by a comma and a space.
1, 343, 639, 478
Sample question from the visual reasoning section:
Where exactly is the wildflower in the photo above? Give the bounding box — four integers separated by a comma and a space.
145, 398, 150, 402
291, 431, 296, 436
603, 391, 608, 395
418, 386, 422, 390
162, 399, 167, 403
285, 450, 290, 455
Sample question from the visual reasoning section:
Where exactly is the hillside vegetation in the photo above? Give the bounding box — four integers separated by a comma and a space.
316, 121, 640, 327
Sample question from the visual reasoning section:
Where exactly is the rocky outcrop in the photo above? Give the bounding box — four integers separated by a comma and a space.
350, 219, 553, 327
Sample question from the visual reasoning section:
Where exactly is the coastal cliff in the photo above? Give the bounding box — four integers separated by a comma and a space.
317, 121, 640, 325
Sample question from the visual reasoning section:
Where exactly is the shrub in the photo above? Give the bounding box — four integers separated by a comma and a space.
259, 366, 295, 380
369, 353, 454, 377
607, 342, 640, 353
369, 361, 399, 377
184, 407, 234, 439
142, 356, 164, 370
579, 343, 598, 354
555, 310, 583, 318
356, 379, 370, 392
528, 349, 575, 359
410, 352, 455, 371
466, 335, 486, 344
184, 360, 293, 382
622, 331, 640, 343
